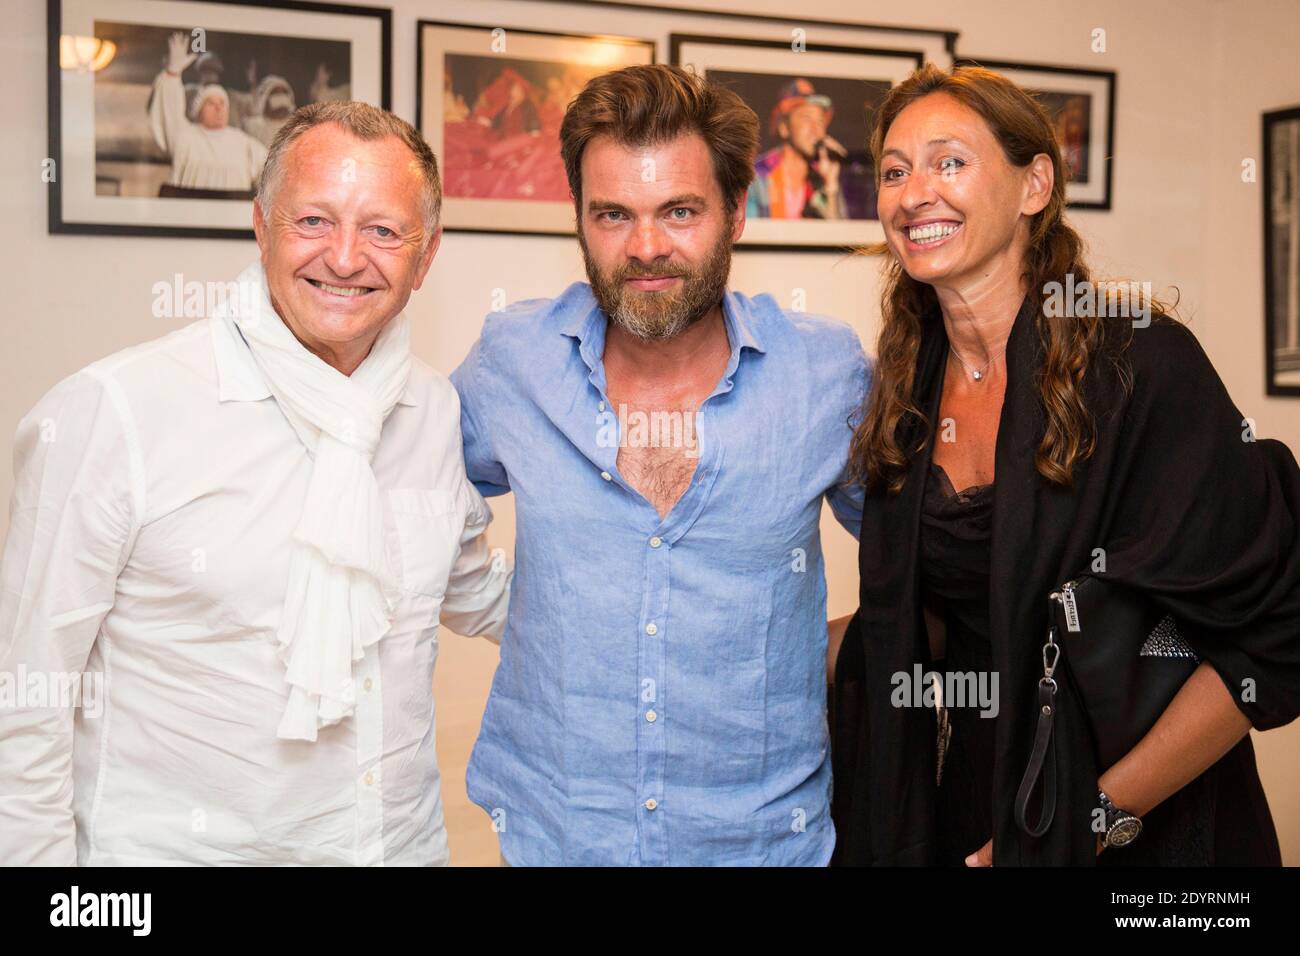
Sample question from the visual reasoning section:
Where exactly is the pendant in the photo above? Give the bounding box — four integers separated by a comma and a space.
972, 370, 983, 381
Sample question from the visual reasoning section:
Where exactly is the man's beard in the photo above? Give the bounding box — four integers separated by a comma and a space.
579, 226, 732, 341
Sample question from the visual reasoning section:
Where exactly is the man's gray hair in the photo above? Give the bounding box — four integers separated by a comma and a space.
256, 100, 442, 233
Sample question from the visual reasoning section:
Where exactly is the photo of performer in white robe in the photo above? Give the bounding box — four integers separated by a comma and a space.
148, 32, 268, 198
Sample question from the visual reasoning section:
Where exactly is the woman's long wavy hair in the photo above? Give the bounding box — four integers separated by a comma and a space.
850, 65, 1160, 493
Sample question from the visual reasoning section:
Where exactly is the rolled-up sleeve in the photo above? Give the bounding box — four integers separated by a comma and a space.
450, 335, 511, 497
1179, 434, 1300, 732
825, 329, 871, 541
1112, 321, 1300, 733
439, 476, 511, 644
0, 370, 141, 865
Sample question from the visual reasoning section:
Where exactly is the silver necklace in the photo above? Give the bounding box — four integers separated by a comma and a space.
949, 344, 1003, 382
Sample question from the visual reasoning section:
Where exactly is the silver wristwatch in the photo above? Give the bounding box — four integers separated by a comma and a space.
1098, 790, 1142, 848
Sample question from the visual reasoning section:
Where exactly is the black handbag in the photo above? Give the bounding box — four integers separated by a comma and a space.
1014, 574, 1200, 837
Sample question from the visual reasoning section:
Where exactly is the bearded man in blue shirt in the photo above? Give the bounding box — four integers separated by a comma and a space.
451, 64, 869, 866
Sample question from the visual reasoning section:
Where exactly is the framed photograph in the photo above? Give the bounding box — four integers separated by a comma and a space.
508, 0, 957, 68
417, 1, 955, 242
417, 21, 655, 237
673, 35, 923, 251
955, 57, 1115, 210
1264, 105, 1300, 396
48, 0, 391, 239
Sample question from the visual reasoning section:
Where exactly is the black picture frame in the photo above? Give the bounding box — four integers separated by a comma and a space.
1263, 105, 1300, 397
416, 20, 655, 238
670, 33, 925, 252
47, 0, 392, 240
513, 0, 959, 58
955, 56, 1116, 211
422, 0, 957, 246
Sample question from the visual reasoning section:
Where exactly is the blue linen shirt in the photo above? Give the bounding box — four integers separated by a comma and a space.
451, 281, 869, 865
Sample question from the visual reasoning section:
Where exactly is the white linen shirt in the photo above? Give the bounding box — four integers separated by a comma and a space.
0, 312, 511, 866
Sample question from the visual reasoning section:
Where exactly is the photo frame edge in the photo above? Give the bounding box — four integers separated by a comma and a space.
511, 0, 959, 54
954, 55, 1115, 212
1262, 105, 1300, 397
669, 32, 918, 249
416, 17, 656, 236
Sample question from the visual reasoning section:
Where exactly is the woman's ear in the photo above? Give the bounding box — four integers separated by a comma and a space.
1021, 152, 1055, 216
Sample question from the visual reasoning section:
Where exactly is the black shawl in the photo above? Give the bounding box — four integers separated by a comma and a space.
831, 293, 1300, 865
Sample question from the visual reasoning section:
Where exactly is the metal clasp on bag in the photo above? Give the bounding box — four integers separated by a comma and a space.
1040, 593, 1062, 698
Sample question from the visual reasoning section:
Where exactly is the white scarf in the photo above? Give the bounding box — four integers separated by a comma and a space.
227, 261, 411, 741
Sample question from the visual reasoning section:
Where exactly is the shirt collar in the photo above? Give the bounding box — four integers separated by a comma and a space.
721, 288, 768, 357
209, 308, 419, 407
211, 312, 272, 402
558, 288, 607, 353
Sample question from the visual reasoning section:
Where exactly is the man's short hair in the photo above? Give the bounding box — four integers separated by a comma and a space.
256, 101, 442, 232
559, 64, 759, 214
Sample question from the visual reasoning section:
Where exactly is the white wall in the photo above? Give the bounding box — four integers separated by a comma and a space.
1, 0, 1296, 865
1199, 0, 1300, 868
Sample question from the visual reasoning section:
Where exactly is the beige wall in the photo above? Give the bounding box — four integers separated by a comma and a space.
2, 0, 1296, 865
1199, 0, 1300, 867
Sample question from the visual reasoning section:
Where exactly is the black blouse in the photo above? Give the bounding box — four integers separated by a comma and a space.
920, 462, 997, 865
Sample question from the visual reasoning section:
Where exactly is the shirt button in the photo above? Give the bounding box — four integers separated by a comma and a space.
598, 401, 606, 412
646, 709, 657, 722
644, 798, 658, 811
649, 536, 662, 548
600, 470, 612, 481
645, 622, 658, 636
363, 771, 374, 786
363, 678, 373, 692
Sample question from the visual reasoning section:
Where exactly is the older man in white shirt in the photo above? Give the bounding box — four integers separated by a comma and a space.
0, 101, 509, 865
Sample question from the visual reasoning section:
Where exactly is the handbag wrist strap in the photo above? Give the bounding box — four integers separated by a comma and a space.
1015, 626, 1060, 837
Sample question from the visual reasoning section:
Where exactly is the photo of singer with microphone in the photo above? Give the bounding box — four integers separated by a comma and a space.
743, 76, 878, 220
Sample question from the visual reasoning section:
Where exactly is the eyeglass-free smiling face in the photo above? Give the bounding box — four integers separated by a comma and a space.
876, 91, 1051, 296
253, 122, 439, 374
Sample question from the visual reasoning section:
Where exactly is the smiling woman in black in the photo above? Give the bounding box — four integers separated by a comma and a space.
828, 65, 1300, 867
